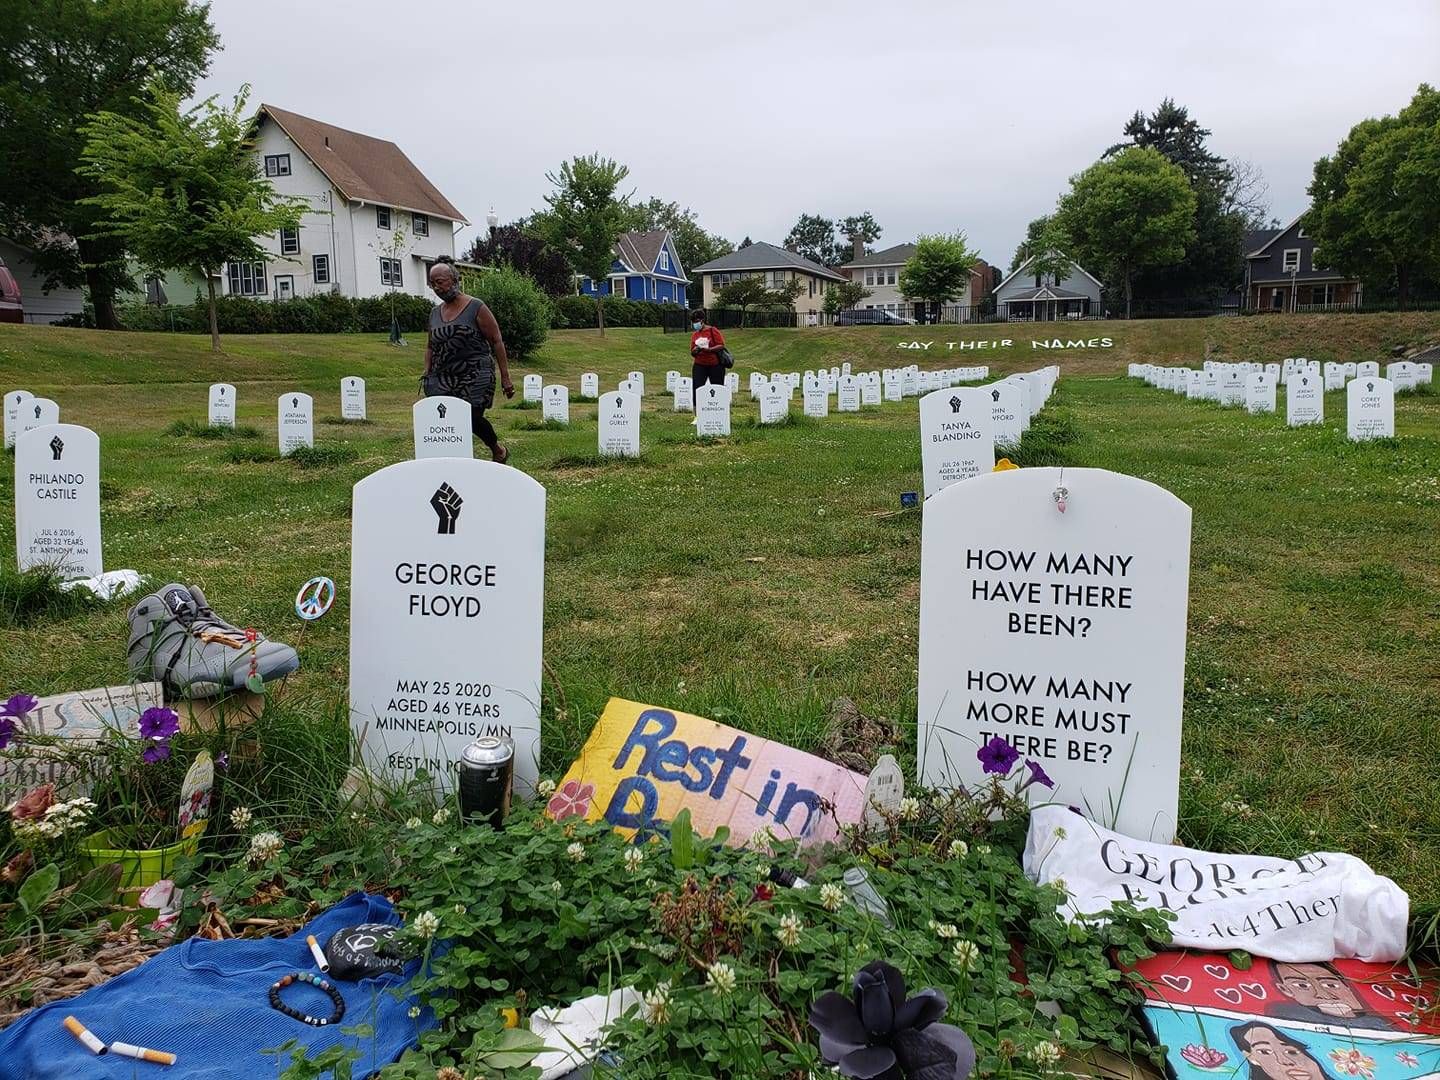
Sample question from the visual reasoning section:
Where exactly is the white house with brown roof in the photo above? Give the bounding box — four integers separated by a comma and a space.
229, 105, 468, 301
839, 242, 993, 321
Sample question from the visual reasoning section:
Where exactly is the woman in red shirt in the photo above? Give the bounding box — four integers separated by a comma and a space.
688, 308, 727, 413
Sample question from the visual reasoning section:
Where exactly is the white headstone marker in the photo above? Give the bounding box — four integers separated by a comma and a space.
919, 387, 996, 498
862, 375, 882, 407
598, 390, 640, 458
522, 374, 543, 403
759, 382, 789, 425
803, 382, 829, 418
20, 398, 59, 437
1347, 377, 1395, 441
917, 467, 1191, 842
672, 377, 693, 413
349, 459, 545, 794
837, 375, 861, 413
14, 423, 103, 579
341, 377, 367, 421
988, 383, 1025, 447
413, 396, 474, 459
695, 383, 732, 437
277, 393, 314, 456
1286, 373, 1323, 427
665, 370, 680, 392
580, 372, 599, 399
627, 371, 645, 397
1356, 361, 1379, 378
4, 390, 33, 450
542, 384, 570, 425
208, 383, 236, 428
1245, 373, 1276, 414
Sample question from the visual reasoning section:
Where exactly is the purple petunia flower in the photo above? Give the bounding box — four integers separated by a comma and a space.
2, 693, 38, 719
138, 707, 180, 742
0, 715, 16, 751
142, 741, 172, 764
1024, 759, 1055, 789
977, 736, 1020, 776
215, 751, 229, 770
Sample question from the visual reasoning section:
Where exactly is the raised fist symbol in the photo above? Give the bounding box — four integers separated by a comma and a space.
431, 482, 462, 535
437, 402, 447, 419
949, 395, 961, 413
292, 396, 299, 408
49, 435, 64, 460
991, 389, 1000, 402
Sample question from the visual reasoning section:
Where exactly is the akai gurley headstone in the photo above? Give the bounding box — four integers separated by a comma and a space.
598, 390, 639, 458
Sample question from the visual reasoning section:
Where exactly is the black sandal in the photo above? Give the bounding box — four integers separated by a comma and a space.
493, 444, 509, 465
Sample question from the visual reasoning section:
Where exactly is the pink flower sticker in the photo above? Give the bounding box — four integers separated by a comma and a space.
547, 780, 595, 821
1181, 1045, 1228, 1071
1395, 1052, 1419, 1069
1329, 1049, 1377, 1079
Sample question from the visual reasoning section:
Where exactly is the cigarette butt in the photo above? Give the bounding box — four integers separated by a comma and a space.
307, 933, 329, 971
62, 1015, 107, 1056
110, 1042, 177, 1066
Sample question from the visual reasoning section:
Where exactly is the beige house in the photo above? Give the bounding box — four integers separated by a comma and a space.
692, 242, 846, 323
840, 242, 992, 320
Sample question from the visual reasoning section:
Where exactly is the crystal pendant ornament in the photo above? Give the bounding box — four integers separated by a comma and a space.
1052, 484, 1069, 514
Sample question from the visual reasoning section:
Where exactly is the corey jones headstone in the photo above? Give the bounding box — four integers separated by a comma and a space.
413, 396, 474, 459
918, 467, 1191, 842
349, 459, 545, 794
1347, 377, 1394, 442
277, 393, 314, 456
14, 423, 103, 579
919, 387, 995, 499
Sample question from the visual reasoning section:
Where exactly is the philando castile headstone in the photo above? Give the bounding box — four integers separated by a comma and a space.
349, 458, 544, 794
5, 390, 34, 449
598, 390, 640, 457
277, 393, 314, 455
917, 467, 1191, 842
14, 423, 102, 580
413, 396, 473, 459
208, 383, 236, 428
919, 387, 995, 499
1347, 377, 1395, 441
342, 377, 367, 420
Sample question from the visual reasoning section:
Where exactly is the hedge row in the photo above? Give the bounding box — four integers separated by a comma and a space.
117, 293, 436, 335
550, 294, 684, 329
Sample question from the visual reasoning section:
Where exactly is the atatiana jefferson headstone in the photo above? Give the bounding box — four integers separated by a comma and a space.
598, 390, 639, 458
277, 393, 314, 456
349, 458, 545, 795
413, 396, 474, 459
919, 387, 995, 499
14, 423, 103, 580
208, 384, 236, 428
917, 467, 1192, 842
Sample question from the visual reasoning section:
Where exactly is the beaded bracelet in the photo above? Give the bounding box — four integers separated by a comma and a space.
268, 972, 346, 1027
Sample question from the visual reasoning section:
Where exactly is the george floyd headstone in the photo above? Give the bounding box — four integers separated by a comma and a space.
20, 397, 59, 437
1286, 373, 1323, 427
695, 383, 732, 437
988, 382, 1025, 447
759, 382, 789, 424
837, 375, 861, 413
542, 383, 570, 425
917, 467, 1191, 842
580, 372, 599, 399
665, 370, 680, 392
341, 377, 367, 421
277, 393, 314, 455
672, 377, 693, 413
598, 390, 640, 458
803, 381, 829, 418
1245, 373, 1277, 414
1347, 377, 1395, 441
208, 383, 236, 428
5, 390, 34, 449
349, 458, 545, 795
627, 371, 645, 397
14, 423, 103, 580
412, 396, 474, 459
919, 387, 996, 499
522, 373, 543, 403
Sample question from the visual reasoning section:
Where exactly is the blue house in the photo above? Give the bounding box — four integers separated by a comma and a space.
577, 229, 688, 306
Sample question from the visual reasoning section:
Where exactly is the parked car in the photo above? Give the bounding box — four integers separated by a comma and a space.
0, 258, 23, 323
835, 308, 915, 326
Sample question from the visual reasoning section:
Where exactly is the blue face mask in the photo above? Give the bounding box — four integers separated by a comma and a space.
692, 322, 703, 331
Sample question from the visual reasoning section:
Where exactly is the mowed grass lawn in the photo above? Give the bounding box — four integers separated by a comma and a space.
3, 316, 1439, 919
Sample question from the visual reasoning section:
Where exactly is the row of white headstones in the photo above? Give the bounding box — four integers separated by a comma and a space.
1127, 358, 1433, 440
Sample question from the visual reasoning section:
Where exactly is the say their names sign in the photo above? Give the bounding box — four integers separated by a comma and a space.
14, 423, 103, 580
277, 393, 314, 455
919, 387, 995, 498
208, 384, 236, 428
917, 467, 1191, 842
349, 458, 545, 794
413, 396, 473, 459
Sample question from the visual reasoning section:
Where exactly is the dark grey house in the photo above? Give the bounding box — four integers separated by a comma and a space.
992, 252, 1103, 321
1242, 214, 1362, 311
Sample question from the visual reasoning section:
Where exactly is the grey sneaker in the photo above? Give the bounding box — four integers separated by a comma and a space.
126, 583, 300, 698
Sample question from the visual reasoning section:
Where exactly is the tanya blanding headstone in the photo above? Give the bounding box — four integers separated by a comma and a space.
919, 387, 995, 499
1347, 377, 1395, 441
413, 396, 474, 459
349, 458, 545, 794
277, 393, 314, 456
598, 390, 640, 458
14, 423, 103, 580
5, 390, 34, 449
1286, 372, 1323, 427
917, 467, 1191, 842
208, 383, 236, 428
695, 383, 731, 437
342, 377, 367, 421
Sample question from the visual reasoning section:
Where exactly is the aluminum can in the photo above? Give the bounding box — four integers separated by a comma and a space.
457, 736, 513, 827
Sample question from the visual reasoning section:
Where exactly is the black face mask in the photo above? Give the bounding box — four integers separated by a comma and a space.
435, 285, 460, 302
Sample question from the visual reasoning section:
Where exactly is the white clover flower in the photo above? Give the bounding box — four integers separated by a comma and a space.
411, 910, 440, 939
1050, 877, 1069, 898
1029, 1041, 1062, 1067
566, 841, 586, 862
952, 939, 980, 971
407, 1005, 421, 1020
751, 826, 775, 856
453, 903, 466, 915
948, 839, 969, 859
819, 883, 845, 912
623, 846, 645, 873
898, 797, 921, 821
776, 911, 804, 949
642, 980, 672, 1025
934, 922, 959, 940
706, 961, 737, 995
247, 830, 283, 866
1052, 825, 1067, 840
432, 806, 451, 826
537, 778, 557, 798
229, 806, 253, 830
549, 880, 564, 895
405, 816, 422, 830
975, 843, 991, 856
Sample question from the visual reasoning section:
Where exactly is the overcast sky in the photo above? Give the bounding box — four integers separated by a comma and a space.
195, 0, 1439, 268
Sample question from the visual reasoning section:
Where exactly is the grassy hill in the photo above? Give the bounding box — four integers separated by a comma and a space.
3, 314, 1439, 918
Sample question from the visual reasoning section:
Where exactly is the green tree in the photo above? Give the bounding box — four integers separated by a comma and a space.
536, 154, 633, 335
1010, 216, 1074, 283
1307, 84, 1440, 308
824, 278, 872, 314
0, 0, 218, 329
78, 85, 307, 351
898, 233, 979, 320
840, 212, 883, 259
1056, 147, 1196, 317
767, 277, 805, 310
462, 223, 574, 296
714, 276, 770, 313
783, 213, 842, 267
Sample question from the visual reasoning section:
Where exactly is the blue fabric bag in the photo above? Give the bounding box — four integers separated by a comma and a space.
0, 892, 434, 1080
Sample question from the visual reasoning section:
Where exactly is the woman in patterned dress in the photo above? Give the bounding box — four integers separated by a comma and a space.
422, 257, 515, 462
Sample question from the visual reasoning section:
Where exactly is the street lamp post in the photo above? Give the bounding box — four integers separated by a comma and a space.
486, 206, 498, 241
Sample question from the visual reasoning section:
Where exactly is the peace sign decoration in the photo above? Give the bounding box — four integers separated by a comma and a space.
295, 576, 337, 621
